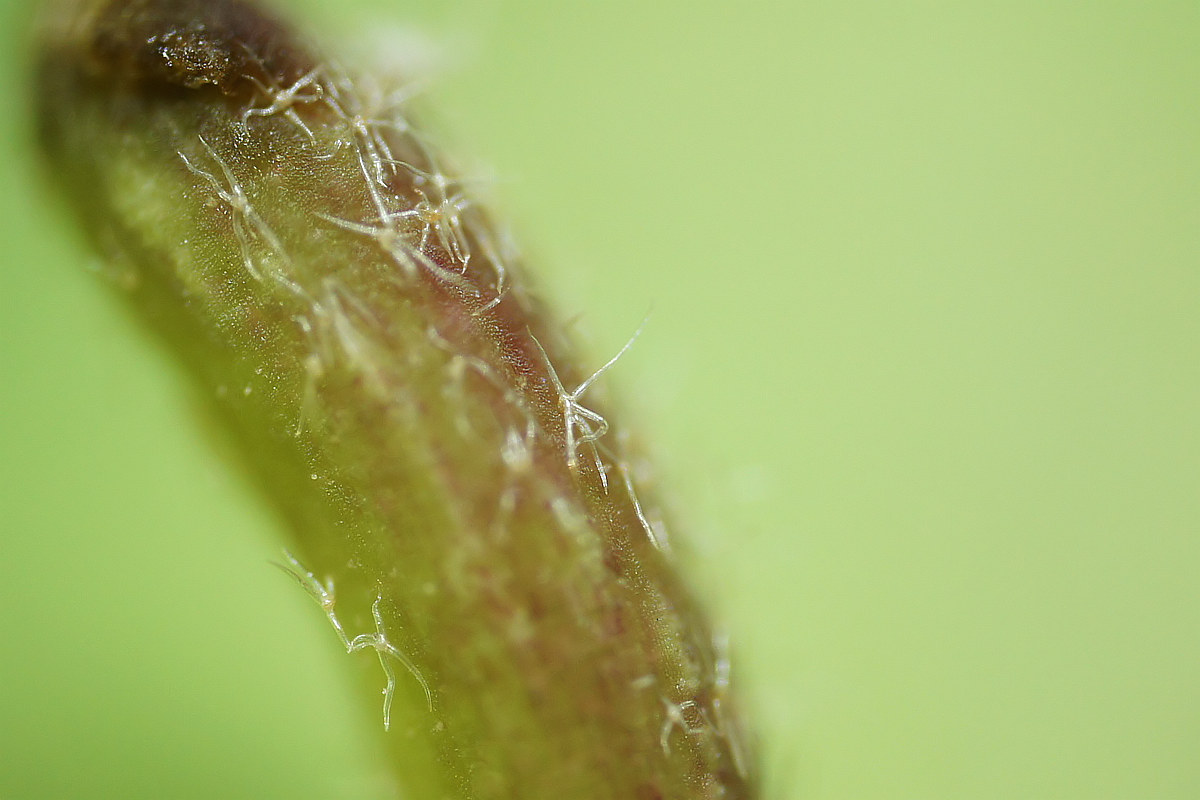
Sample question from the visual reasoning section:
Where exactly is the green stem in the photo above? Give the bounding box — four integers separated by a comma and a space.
36, 0, 753, 796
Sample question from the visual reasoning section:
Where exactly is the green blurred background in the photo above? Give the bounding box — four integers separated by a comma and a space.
1, 0, 1196, 797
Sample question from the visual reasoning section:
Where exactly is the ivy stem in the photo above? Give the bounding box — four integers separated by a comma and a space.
35, 0, 754, 796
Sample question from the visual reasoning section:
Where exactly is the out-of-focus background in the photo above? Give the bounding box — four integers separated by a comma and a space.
1, 0, 1196, 797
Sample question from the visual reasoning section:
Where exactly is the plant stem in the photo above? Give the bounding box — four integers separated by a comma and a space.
35, 0, 754, 796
